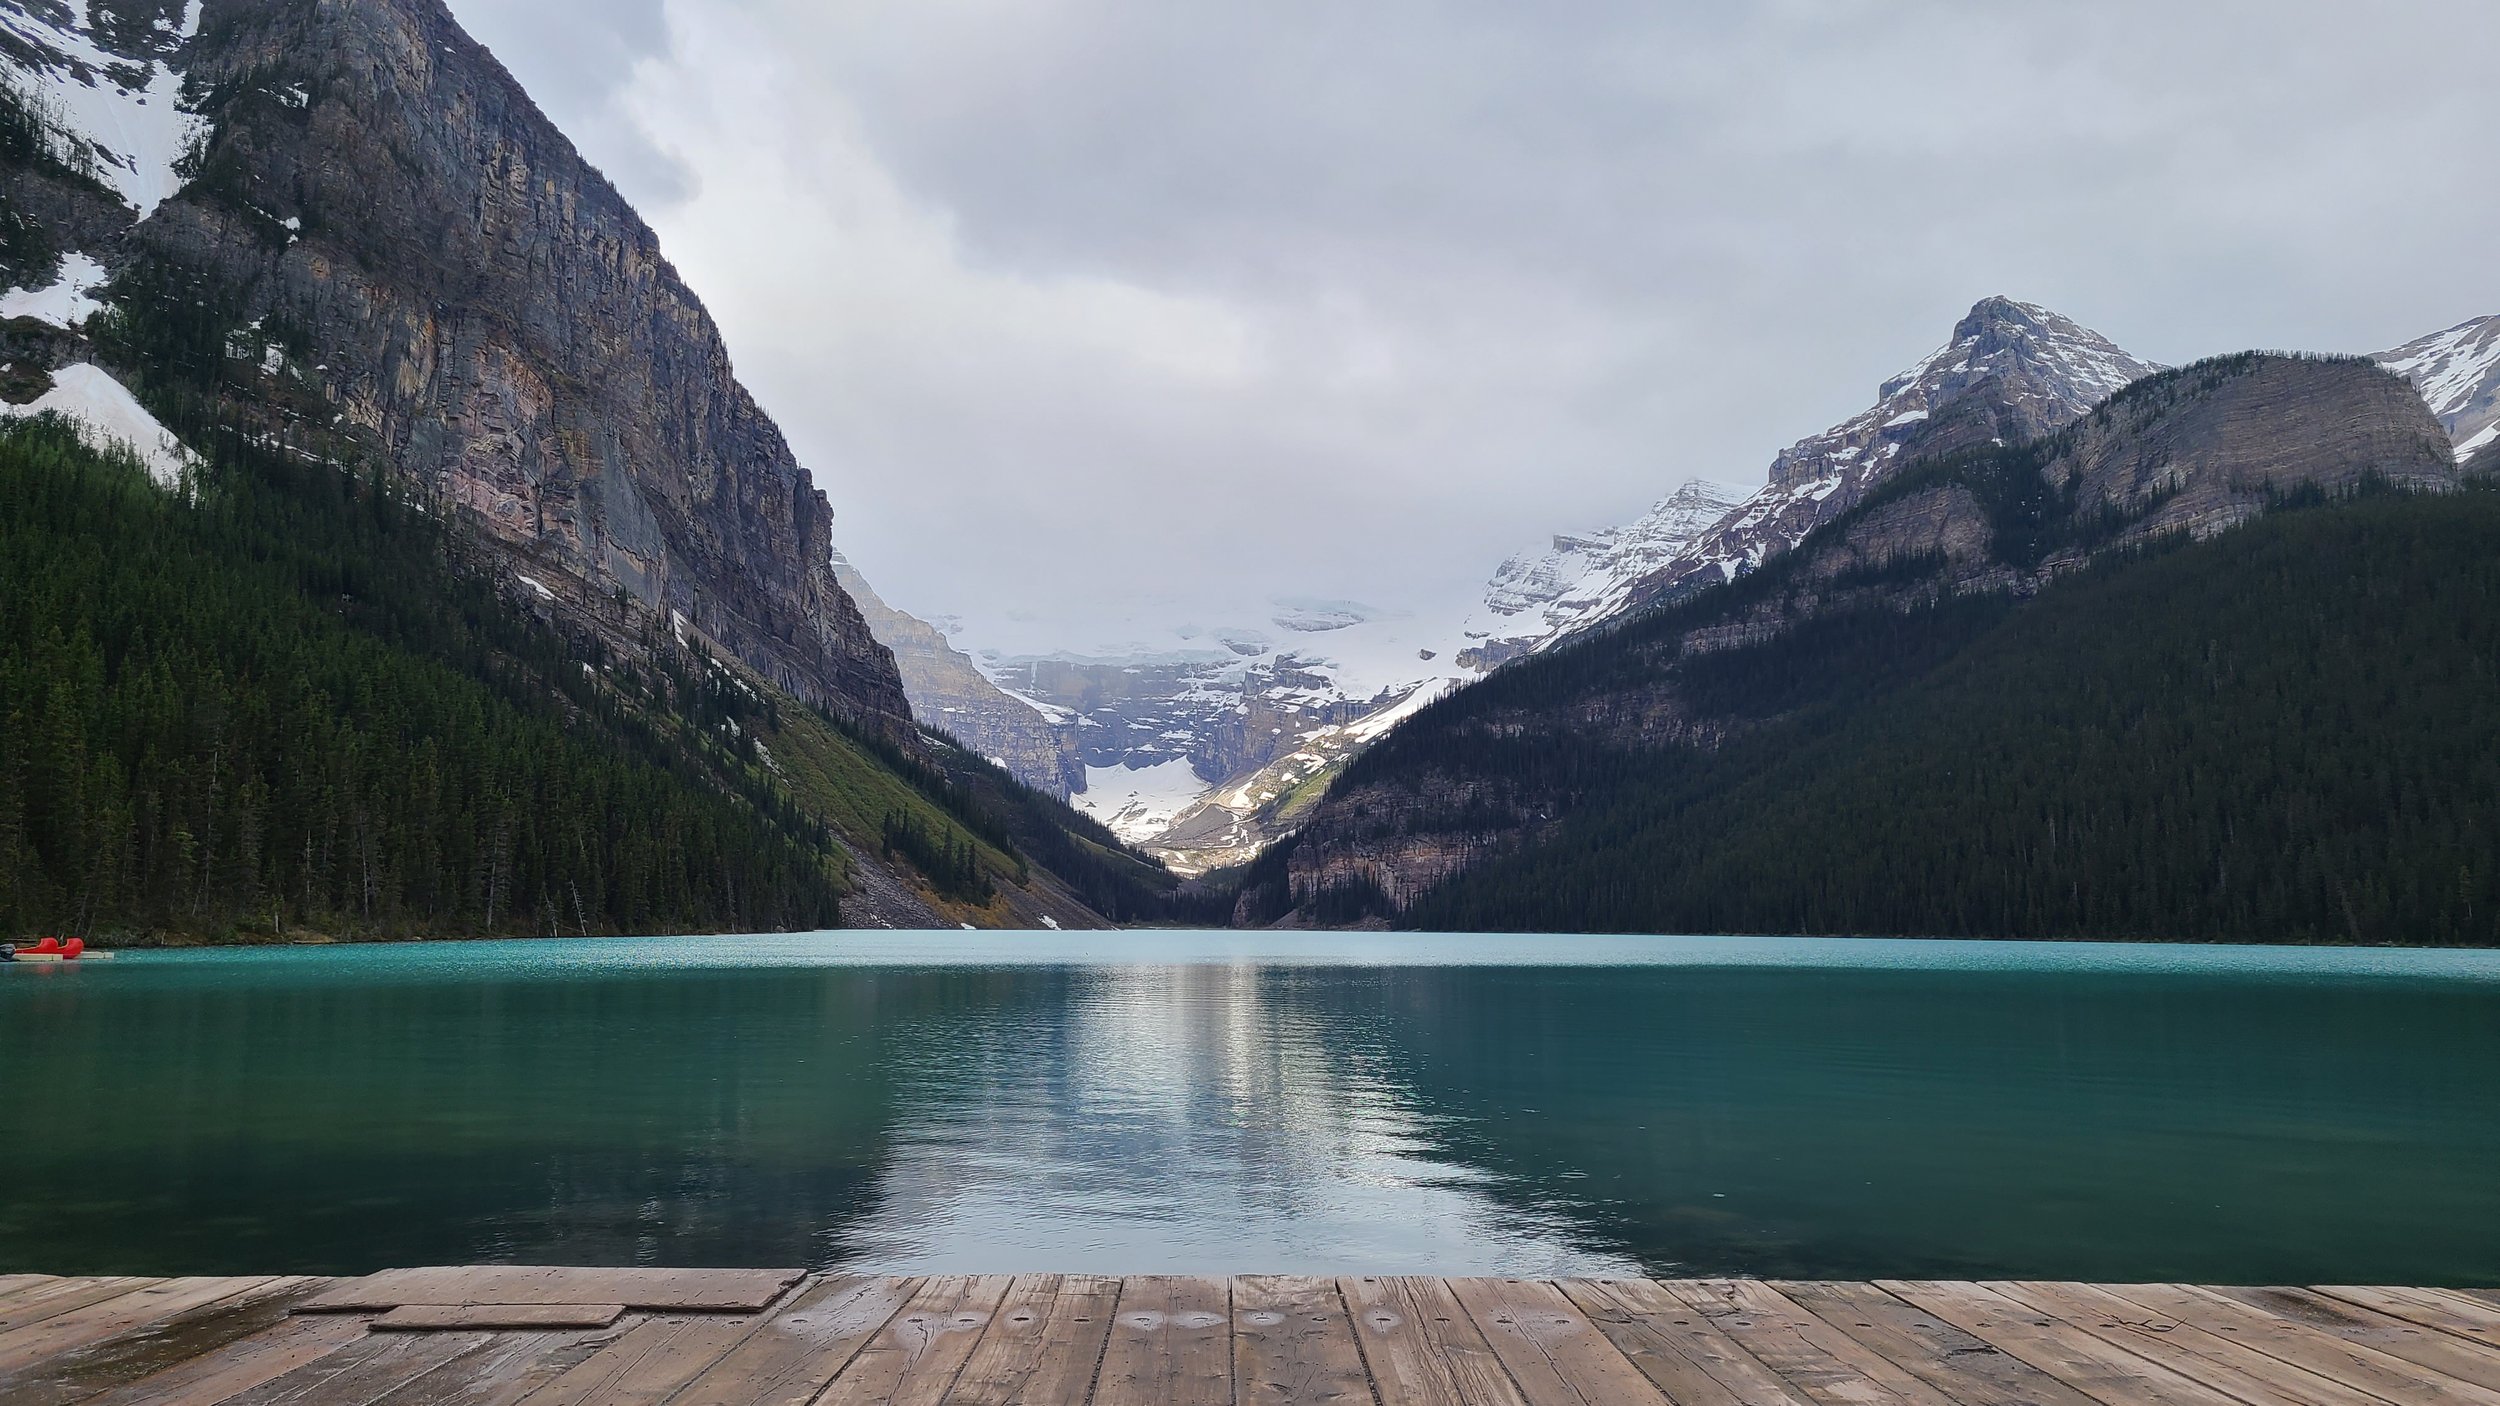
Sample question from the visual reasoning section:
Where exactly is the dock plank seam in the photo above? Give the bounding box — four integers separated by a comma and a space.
6, 1275, 2497, 1406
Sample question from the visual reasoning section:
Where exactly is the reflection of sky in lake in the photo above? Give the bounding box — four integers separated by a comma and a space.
847, 964, 1638, 1274
4, 933, 2496, 1281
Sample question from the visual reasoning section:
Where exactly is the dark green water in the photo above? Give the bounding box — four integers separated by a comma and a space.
3, 933, 2496, 1282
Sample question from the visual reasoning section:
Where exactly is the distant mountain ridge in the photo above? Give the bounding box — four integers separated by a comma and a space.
1237, 349, 2466, 929
909, 297, 2170, 873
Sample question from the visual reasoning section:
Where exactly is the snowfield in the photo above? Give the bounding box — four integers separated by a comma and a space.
1071, 758, 1210, 843
0, 252, 107, 327
0, 0, 208, 218
2, 362, 200, 489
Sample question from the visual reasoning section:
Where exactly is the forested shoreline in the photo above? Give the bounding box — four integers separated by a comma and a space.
0, 418, 847, 943
1396, 488, 2500, 945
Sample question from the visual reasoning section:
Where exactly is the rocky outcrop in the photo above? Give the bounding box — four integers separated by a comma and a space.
830, 551, 1086, 795
0, 0, 913, 732
2052, 355, 2457, 547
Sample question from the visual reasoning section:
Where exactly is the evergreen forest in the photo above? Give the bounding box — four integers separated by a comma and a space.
1388, 488, 2500, 944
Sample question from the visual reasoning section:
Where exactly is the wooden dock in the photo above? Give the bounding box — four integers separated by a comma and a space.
0, 1270, 2495, 1404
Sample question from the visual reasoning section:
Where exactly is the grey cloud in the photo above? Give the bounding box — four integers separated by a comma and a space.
438, 0, 2500, 649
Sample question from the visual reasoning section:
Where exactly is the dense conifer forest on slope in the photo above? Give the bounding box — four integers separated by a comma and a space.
0, 418, 849, 941
1398, 488, 2500, 944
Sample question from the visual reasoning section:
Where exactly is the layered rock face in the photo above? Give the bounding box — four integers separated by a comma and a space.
1258, 352, 2467, 926
2053, 356, 2457, 543
830, 553, 1086, 795
0, 0, 913, 731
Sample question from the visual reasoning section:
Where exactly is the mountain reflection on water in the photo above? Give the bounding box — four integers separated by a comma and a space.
2, 933, 2495, 1283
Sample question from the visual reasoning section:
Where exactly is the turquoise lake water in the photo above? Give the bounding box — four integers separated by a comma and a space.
3, 932, 2496, 1281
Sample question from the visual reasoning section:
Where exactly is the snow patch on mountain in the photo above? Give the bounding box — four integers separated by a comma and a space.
2, 362, 198, 488
2377, 315, 2500, 457
0, 251, 106, 326
1071, 757, 1210, 843
0, 0, 207, 217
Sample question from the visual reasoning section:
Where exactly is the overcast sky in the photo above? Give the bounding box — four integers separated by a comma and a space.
446, 0, 2498, 656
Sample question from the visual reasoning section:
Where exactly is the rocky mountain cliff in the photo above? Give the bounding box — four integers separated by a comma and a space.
0, 0, 913, 732
1245, 352, 2461, 926
0, 0, 1188, 933
2378, 314, 2500, 462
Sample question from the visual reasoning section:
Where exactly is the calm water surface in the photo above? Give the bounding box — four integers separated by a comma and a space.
4, 932, 2496, 1282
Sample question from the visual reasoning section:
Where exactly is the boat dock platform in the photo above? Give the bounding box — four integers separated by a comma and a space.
0, 1269, 2494, 1404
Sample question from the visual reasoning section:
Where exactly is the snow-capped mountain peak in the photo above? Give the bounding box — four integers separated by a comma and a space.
1458, 478, 1748, 670
1637, 297, 2160, 603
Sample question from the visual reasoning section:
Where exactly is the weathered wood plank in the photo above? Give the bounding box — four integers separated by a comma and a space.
1233, 1275, 1368, 1406
1553, 1278, 1804, 1406
302, 1268, 801, 1315
374, 1305, 627, 1332
814, 1275, 1009, 1406
0, 1276, 326, 1406
510, 1314, 771, 1406
937, 1274, 1120, 1406
2209, 1287, 2500, 1390
1879, 1280, 2254, 1406
217, 1328, 496, 1406
1343, 1276, 1526, 1406
76, 1311, 374, 1406
1773, 1280, 2110, 1406
2316, 1287, 2500, 1350
1447, 1276, 1667, 1406
1659, 1279, 1956, 1405
0, 1276, 65, 1308
1093, 1276, 1230, 1406
365, 1326, 629, 1406
671, 1275, 918, 1406
2099, 1283, 2500, 1406
0, 1277, 278, 1377
1994, 1280, 2389, 1406
0, 1279, 161, 1334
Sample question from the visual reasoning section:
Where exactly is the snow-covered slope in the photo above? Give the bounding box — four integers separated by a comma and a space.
1456, 479, 1748, 670
969, 598, 1470, 867
0, 0, 205, 218
2377, 315, 2500, 461
0, 250, 105, 326
1, 361, 197, 487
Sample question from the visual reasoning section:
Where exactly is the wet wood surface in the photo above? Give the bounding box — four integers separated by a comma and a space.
1, 1271, 2495, 1404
